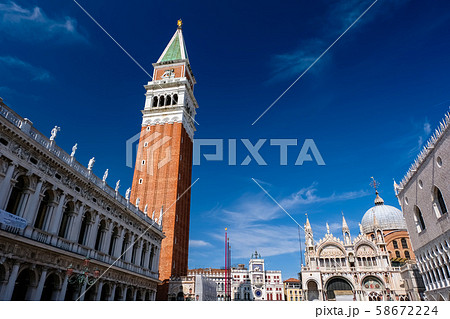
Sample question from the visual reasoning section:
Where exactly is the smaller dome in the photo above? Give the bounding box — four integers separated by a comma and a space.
361, 193, 407, 233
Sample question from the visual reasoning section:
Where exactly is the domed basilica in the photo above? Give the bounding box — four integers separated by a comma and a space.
301, 191, 425, 301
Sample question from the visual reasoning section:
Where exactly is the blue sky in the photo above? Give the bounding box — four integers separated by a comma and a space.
1, 0, 450, 280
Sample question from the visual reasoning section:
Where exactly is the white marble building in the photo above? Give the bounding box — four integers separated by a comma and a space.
301, 193, 424, 301
0, 99, 164, 300
395, 110, 450, 301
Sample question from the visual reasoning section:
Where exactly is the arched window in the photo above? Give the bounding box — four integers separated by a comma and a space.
58, 202, 74, 238
78, 211, 91, 246
434, 186, 448, 217
109, 227, 119, 256
404, 251, 411, 259
152, 97, 158, 107
414, 206, 426, 232
34, 190, 53, 230
94, 219, 107, 251
393, 240, 398, 249
401, 238, 408, 249
158, 96, 164, 107
172, 94, 178, 105
395, 251, 401, 258
165, 95, 171, 106
6, 175, 27, 215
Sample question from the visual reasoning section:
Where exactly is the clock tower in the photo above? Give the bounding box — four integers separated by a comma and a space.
130, 20, 198, 299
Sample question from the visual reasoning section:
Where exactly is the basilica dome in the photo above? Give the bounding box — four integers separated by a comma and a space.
360, 192, 407, 234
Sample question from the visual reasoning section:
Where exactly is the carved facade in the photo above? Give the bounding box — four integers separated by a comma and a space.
301, 192, 425, 301
0, 100, 164, 301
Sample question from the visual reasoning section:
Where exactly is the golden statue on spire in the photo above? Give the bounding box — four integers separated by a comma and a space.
177, 19, 183, 29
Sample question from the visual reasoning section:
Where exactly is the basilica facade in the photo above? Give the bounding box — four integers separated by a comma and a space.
0, 99, 164, 300
301, 192, 425, 301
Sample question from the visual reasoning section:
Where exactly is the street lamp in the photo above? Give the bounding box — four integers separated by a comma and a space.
66, 258, 100, 286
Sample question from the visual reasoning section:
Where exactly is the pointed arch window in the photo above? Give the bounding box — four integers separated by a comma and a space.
414, 206, 426, 233
433, 186, 448, 217
6, 175, 27, 215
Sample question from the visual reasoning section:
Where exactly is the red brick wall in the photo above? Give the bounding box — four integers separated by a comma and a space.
130, 122, 192, 281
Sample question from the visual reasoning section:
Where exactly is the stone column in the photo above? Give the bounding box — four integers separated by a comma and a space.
33, 268, 48, 300
95, 281, 104, 301
0, 163, 16, 209
58, 274, 69, 301
132, 288, 138, 301
125, 234, 135, 263
109, 284, 117, 301
78, 281, 88, 301
135, 240, 143, 267
69, 204, 85, 242
122, 286, 128, 301
22, 179, 43, 223
102, 221, 113, 254
114, 228, 124, 258
87, 213, 100, 248
2, 263, 20, 301
48, 193, 66, 234
153, 247, 160, 272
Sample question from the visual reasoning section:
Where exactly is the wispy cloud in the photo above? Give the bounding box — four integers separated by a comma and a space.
189, 240, 213, 248
205, 183, 369, 259
0, 1, 87, 43
0, 56, 51, 81
269, 0, 408, 82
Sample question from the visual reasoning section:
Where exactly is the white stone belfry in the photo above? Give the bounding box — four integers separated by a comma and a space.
141, 23, 198, 140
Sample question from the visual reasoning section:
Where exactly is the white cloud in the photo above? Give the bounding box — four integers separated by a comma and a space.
189, 240, 212, 248
0, 56, 51, 81
0, 1, 87, 43
204, 183, 369, 259
423, 120, 431, 135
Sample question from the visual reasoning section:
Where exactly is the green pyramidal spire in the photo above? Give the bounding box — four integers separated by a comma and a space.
157, 20, 189, 63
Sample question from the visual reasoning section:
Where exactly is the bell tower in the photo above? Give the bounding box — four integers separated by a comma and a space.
130, 20, 198, 298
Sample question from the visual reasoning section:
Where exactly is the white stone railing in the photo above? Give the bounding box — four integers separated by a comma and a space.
0, 103, 162, 232
0, 222, 158, 280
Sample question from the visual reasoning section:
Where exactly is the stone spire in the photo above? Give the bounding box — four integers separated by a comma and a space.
342, 213, 349, 232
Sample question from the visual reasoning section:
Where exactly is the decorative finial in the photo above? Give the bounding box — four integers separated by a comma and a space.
326, 222, 330, 234
115, 180, 120, 192
177, 19, 182, 29
370, 177, 380, 193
